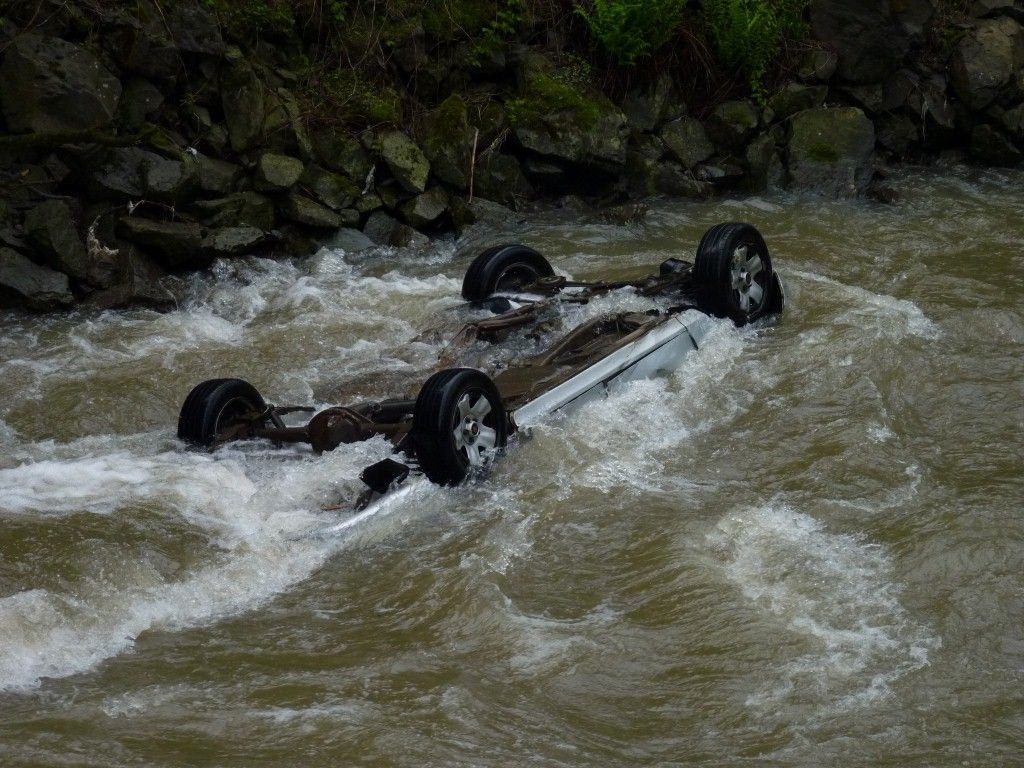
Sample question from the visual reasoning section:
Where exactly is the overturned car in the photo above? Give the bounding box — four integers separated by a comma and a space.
177, 222, 784, 508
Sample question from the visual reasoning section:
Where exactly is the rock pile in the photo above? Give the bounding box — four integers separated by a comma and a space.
0, 0, 1022, 311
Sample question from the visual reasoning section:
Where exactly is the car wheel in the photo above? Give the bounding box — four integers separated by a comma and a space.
412, 368, 507, 485
177, 378, 268, 448
694, 222, 776, 325
461, 244, 554, 301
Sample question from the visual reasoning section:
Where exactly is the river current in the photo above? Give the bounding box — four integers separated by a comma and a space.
0, 166, 1022, 766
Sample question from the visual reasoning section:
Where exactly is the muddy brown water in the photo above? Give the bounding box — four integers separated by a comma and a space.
1, 166, 1022, 766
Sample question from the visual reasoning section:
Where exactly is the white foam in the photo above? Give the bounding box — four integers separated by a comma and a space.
709, 504, 938, 714
790, 269, 941, 339
0, 434, 402, 691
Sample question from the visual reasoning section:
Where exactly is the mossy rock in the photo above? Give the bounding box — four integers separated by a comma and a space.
254, 153, 305, 192
507, 72, 628, 171
786, 107, 875, 197
421, 94, 475, 190
659, 118, 713, 169
374, 131, 431, 193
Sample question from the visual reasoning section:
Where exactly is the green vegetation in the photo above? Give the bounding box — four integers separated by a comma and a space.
506, 72, 601, 128
576, 0, 686, 66
468, 0, 525, 67
703, 0, 808, 101
301, 69, 402, 126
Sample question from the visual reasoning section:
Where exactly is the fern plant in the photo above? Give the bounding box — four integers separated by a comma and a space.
703, 0, 808, 101
576, 0, 687, 66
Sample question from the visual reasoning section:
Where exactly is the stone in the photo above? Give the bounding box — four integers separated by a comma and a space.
654, 163, 713, 198
787, 107, 876, 196
144, 154, 200, 202
969, 123, 1022, 164
951, 17, 1024, 110
0, 247, 74, 311
810, 0, 910, 83
745, 134, 785, 192
363, 210, 428, 248
201, 226, 268, 257
376, 131, 431, 193
894, 0, 936, 40
118, 77, 164, 133
23, 200, 89, 282
766, 84, 828, 122
400, 187, 450, 227
298, 165, 360, 210
876, 114, 920, 153
797, 48, 838, 83
254, 153, 305, 192
0, 34, 122, 134
122, 0, 182, 81
704, 100, 759, 150
166, 1, 226, 56
86, 245, 174, 309
474, 153, 532, 207
993, 103, 1024, 137
262, 87, 314, 159
195, 154, 242, 195
421, 94, 474, 189
193, 192, 276, 231
85, 147, 198, 202
220, 51, 266, 152
323, 228, 375, 253
659, 118, 714, 168
621, 73, 680, 133
510, 72, 629, 171
281, 194, 343, 228
312, 129, 374, 182
117, 217, 208, 270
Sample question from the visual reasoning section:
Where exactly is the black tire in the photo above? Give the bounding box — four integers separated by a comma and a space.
412, 368, 507, 485
461, 244, 554, 302
694, 222, 776, 325
177, 378, 268, 448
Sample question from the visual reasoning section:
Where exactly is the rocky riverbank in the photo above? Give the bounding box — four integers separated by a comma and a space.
1, 0, 1022, 312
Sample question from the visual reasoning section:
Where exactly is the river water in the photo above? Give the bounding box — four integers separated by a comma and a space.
0, 166, 1022, 766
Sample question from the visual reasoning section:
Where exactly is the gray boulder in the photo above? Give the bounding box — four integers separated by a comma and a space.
659, 118, 714, 168
86, 245, 174, 309
312, 129, 374, 182
201, 226, 268, 257
810, 0, 910, 83
745, 134, 785, 192
970, 124, 1022, 164
400, 187, 449, 227
298, 165, 360, 210
474, 154, 532, 207
621, 73, 680, 133
195, 154, 242, 195
323, 228, 375, 253
786, 107, 876, 196
86, 147, 198, 202
281, 194, 344, 228
704, 100, 759, 150
118, 77, 164, 132
117, 217, 209, 270
166, 1, 226, 56
363, 211, 429, 248
797, 49, 839, 83
254, 153, 305, 192
376, 131, 431, 193
0, 248, 74, 311
0, 34, 122, 134
951, 17, 1024, 110
421, 94, 475, 189
193, 192, 276, 231
23, 200, 89, 282
766, 84, 828, 122
510, 73, 628, 171
220, 51, 266, 152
